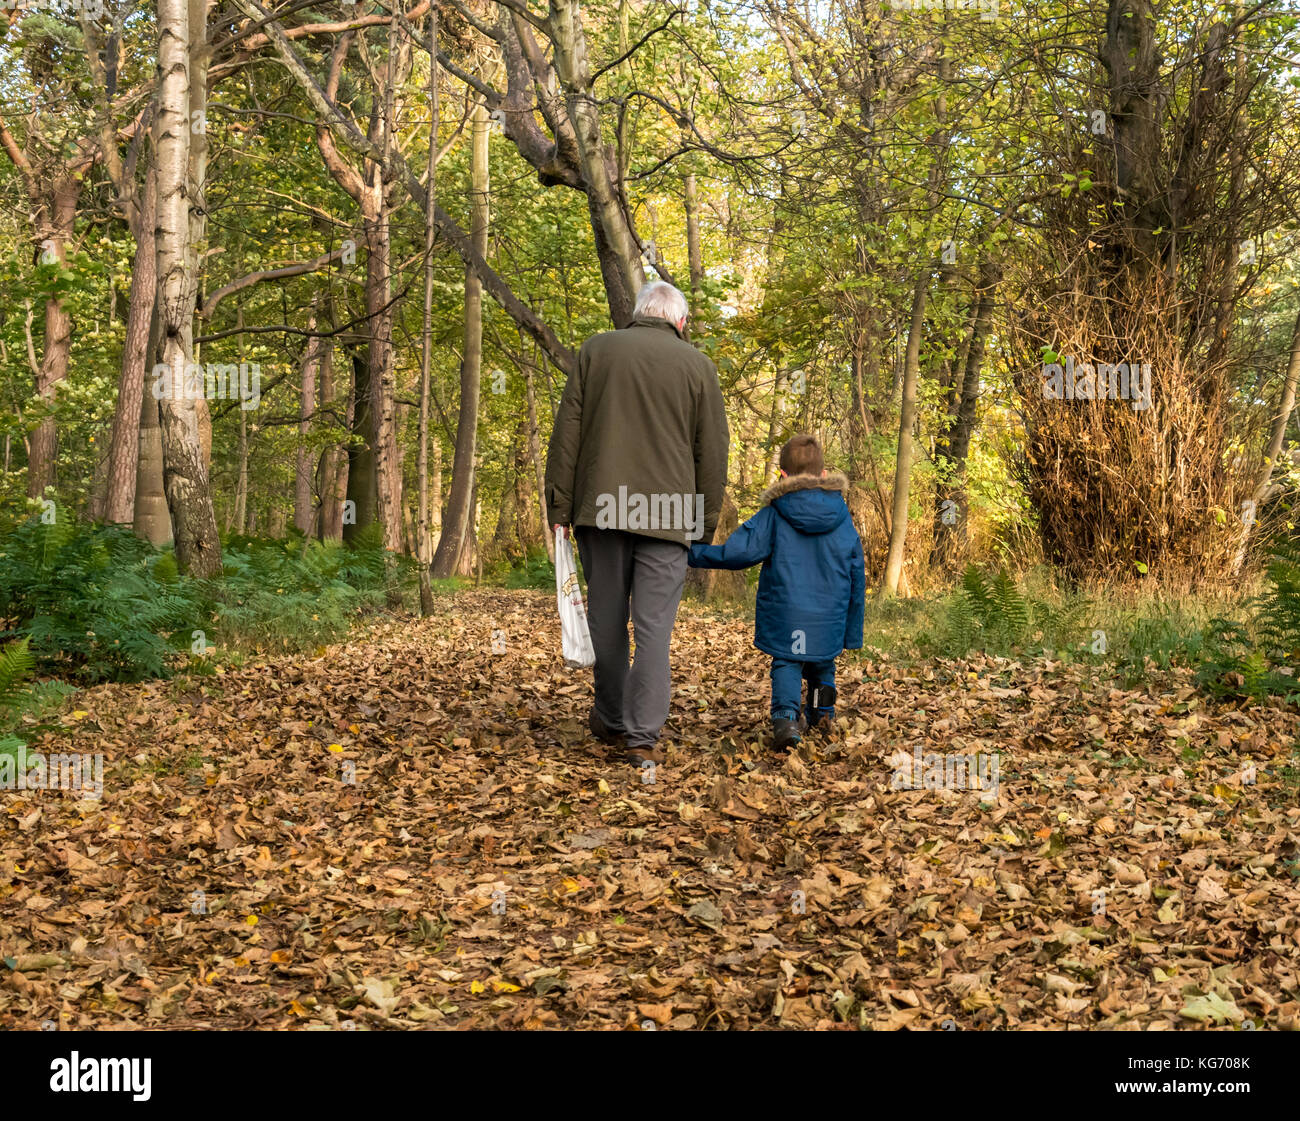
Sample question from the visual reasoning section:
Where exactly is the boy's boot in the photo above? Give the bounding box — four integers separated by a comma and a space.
772, 717, 803, 753
804, 683, 837, 731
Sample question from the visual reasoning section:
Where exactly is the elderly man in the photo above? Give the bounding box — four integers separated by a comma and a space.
545, 281, 729, 767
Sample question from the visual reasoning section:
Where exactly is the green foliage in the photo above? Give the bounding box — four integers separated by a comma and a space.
0, 636, 74, 758
502, 548, 554, 591
0, 509, 200, 681
1193, 542, 1300, 704
0, 509, 397, 680
0, 636, 34, 712
209, 531, 394, 652
927, 565, 1092, 656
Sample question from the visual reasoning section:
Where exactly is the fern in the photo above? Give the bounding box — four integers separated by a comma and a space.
961, 565, 993, 615
931, 567, 1092, 658
943, 592, 980, 656
1192, 537, 1300, 703
991, 569, 1030, 646
0, 638, 35, 711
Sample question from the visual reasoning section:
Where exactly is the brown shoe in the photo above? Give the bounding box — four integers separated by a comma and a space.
625, 744, 666, 767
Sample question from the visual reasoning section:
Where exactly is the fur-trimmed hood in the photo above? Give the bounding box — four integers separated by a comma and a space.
760, 470, 849, 507
760, 470, 850, 537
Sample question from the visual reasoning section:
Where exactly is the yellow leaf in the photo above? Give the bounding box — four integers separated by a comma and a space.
597, 778, 611, 795
270, 950, 291, 963
327, 743, 344, 753
490, 979, 521, 993
70, 710, 90, 720
245, 914, 258, 926
469, 980, 486, 994
348, 724, 360, 735
560, 877, 581, 894
289, 999, 308, 1016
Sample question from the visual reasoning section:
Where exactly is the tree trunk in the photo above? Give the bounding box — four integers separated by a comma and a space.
232, 408, 249, 534
1234, 304, 1300, 572
294, 305, 321, 534
431, 100, 489, 577
880, 275, 928, 597
493, 430, 522, 560
362, 186, 402, 553
317, 339, 347, 542
545, 0, 645, 325
417, 8, 440, 615
685, 171, 703, 322
27, 177, 80, 499
344, 346, 378, 544
933, 260, 1000, 572
154, 0, 222, 576
100, 165, 157, 525
431, 437, 442, 541
133, 303, 172, 546
522, 357, 553, 562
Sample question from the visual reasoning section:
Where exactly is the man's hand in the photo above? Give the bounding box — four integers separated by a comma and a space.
552, 524, 570, 539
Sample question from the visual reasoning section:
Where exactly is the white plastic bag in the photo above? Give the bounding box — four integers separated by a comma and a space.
555, 527, 596, 668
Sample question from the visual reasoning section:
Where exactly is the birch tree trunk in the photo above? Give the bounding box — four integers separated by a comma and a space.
154, 0, 222, 576
366, 25, 403, 556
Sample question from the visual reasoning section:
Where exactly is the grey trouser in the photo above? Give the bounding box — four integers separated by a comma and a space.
574, 527, 688, 749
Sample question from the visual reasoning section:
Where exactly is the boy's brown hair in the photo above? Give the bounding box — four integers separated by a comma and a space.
779, 433, 824, 477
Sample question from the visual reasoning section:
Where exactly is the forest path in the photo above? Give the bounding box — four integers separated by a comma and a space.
4, 589, 1298, 1029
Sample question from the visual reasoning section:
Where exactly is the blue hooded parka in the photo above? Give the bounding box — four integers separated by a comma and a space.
688, 471, 865, 661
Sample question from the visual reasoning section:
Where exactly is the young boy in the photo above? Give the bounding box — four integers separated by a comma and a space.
688, 434, 865, 752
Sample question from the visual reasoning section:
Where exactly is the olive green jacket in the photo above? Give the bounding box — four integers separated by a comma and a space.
545, 316, 729, 546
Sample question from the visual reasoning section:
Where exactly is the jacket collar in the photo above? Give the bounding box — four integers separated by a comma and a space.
760, 470, 849, 507
628, 315, 683, 339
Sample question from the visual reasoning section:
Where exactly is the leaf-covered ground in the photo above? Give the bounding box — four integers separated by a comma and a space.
3, 589, 1299, 1030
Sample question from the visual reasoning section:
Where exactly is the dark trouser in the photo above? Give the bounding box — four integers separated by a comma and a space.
770, 657, 837, 723
574, 527, 688, 749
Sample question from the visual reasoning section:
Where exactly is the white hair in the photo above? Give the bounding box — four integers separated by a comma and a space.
633, 280, 689, 324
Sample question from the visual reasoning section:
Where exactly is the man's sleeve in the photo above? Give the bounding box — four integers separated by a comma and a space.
693, 361, 729, 546
544, 346, 586, 526
688, 507, 773, 569
845, 532, 866, 650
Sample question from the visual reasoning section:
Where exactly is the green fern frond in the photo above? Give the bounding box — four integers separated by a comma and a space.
0, 638, 35, 711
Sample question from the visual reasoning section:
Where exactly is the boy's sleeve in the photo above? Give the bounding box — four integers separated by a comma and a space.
688, 507, 774, 569
845, 532, 865, 649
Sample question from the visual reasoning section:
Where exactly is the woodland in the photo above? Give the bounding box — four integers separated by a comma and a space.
1, 0, 1299, 1032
